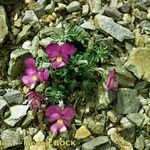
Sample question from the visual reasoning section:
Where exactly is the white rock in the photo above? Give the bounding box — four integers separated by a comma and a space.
33, 130, 45, 142
4, 105, 29, 127
120, 117, 133, 128
80, 20, 96, 30
22, 40, 32, 50
82, 4, 89, 16
107, 128, 117, 136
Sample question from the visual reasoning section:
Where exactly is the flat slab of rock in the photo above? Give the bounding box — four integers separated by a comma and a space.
0, 6, 8, 46
4, 105, 29, 127
82, 136, 109, 150
94, 15, 134, 42
116, 88, 140, 115
3, 90, 23, 105
0, 129, 23, 149
124, 47, 150, 82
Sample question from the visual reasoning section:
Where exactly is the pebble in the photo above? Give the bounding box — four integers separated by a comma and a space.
75, 125, 91, 140
82, 4, 89, 16
67, 1, 80, 13
33, 130, 45, 142
45, 2, 55, 14
22, 40, 32, 50
23, 10, 38, 23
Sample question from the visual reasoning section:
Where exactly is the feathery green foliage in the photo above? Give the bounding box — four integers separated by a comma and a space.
49, 24, 90, 44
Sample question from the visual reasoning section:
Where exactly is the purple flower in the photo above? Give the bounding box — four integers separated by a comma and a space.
27, 91, 45, 109
45, 43, 76, 69
104, 69, 118, 91
45, 105, 76, 134
22, 58, 49, 89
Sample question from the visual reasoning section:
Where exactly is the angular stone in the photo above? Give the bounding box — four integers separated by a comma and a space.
82, 4, 89, 16
127, 113, 145, 127
75, 125, 91, 140
115, 67, 136, 87
67, 1, 80, 13
96, 86, 117, 110
45, 2, 55, 13
134, 134, 145, 150
0, 6, 8, 46
0, 96, 7, 112
83, 113, 106, 134
94, 15, 134, 42
22, 110, 34, 128
8, 49, 30, 78
124, 47, 150, 82
111, 133, 133, 150
80, 20, 96, 30
82, 136, 109, 150
33, 130, 45, 142
4, 105, 29, 127
0, 129, 23, 149
116, 88, 140, 115
3, 90, 23, 105
120, 117, 133, 128
88, 0, 101, 13
16, 25, 31, 44
23, 10, 38, 23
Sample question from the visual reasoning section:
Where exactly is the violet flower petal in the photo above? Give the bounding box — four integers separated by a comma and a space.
50, 123, 59, 134
61, 43, 76, 55
51, 61, 66, 69
37, 69, 49, 82
61, 107, 76, 121
25, 68, 36, 76
59, 125, 67, 132
45, 43, 60, 56
45, 105, 61, 119
24, 58, 36, 69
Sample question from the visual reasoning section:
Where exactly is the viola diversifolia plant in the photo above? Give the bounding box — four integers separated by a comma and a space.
21, 24, 113, 133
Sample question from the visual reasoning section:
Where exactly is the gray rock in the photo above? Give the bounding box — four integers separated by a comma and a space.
80, 20, 96, 30
3, 90, 23, 105
8, 49, 30, 78
134, 134, 145, 150
88, 0, 101, 13
4, 105, 29, 127
0, 89, 6, 96
82, 4, 89, 16
0, 96, 7, 112
16, 24, 32, 44
116, 88, 140, 115
45, 2, 55, 14
104, 6, 123, 21
23, 10, 38, 23
96, 86, 117, 110
22, 110, 34, 128
83, 113, 106, 134
67, 1, 80, 13
106, 148, 116, 150
94, 15, 134, 42
82, 136, 109, 150
115, 67, 136, 87
127, 113, 145, 127
0, 129, 23, 149
124, 47, 150, 82
138, 20, 150, 32
120, 1, 131, 13
0, 6, 8, 46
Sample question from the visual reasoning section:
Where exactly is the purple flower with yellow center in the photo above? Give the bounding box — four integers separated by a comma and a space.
22, 58, 49, 89
45, 43, 76, 69
104, 69, 118, 91
45, 105, 76, 134
27, 91, 45, 109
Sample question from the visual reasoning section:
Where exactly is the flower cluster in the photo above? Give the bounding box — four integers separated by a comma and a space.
21, 39, 118, 134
